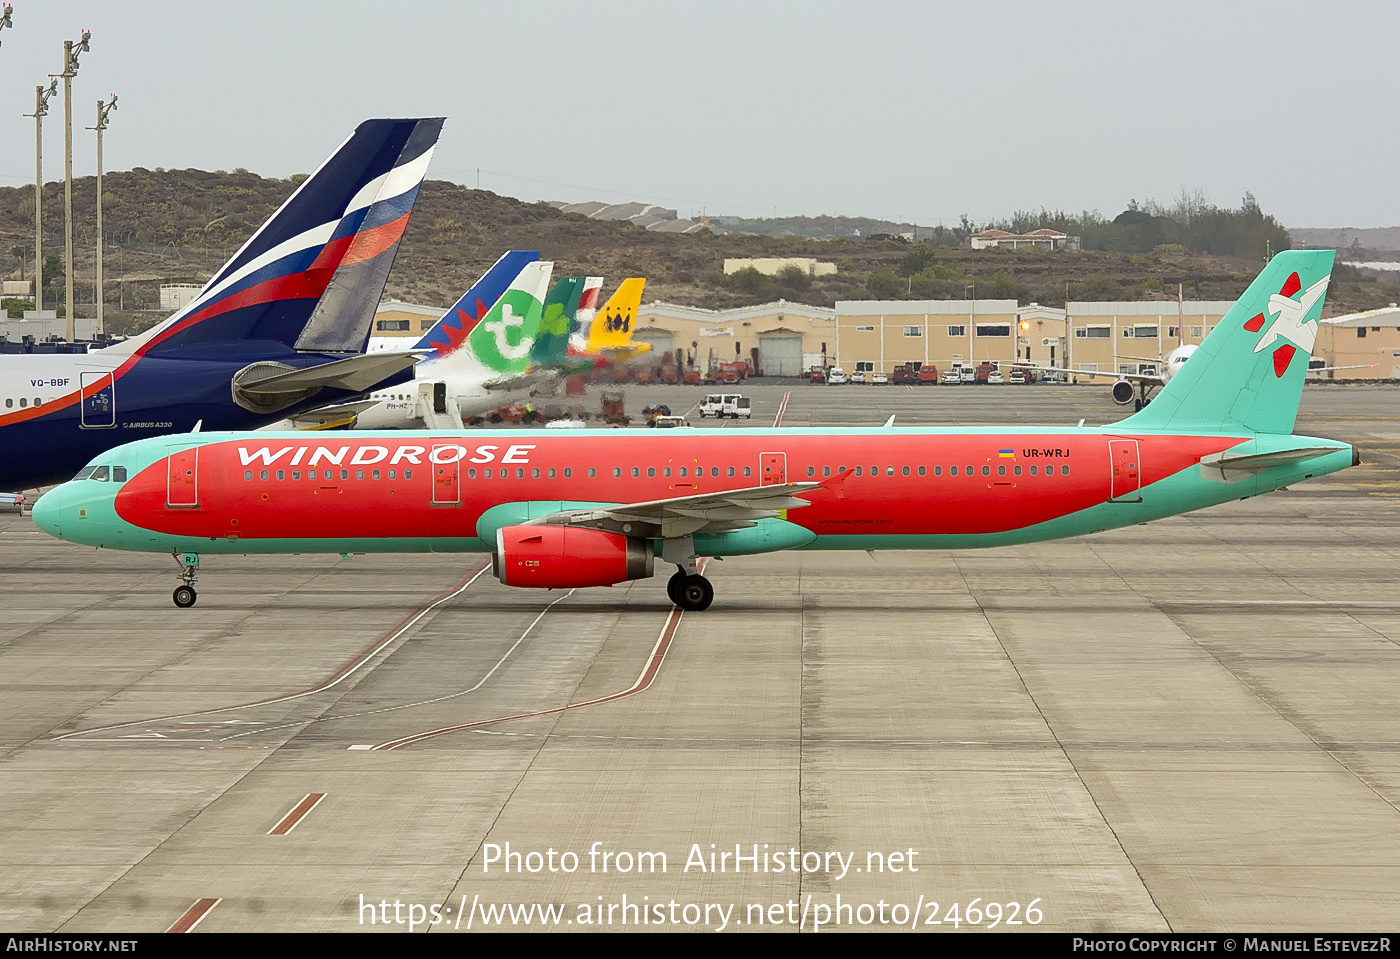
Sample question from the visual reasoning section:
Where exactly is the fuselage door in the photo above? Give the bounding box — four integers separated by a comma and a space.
1108, 439, 1142, 503
80, 371, 116, 429
760, 451, 787, 487
166, 446, 199, 508
432, 444, 460, 505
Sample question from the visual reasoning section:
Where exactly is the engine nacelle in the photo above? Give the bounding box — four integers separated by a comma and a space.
494, 525, 654, 589
1111, 379, 1135, 405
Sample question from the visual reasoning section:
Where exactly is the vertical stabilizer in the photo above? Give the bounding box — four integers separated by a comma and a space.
1119, 250, 1334, 435
450, 261, 554, 374
415, 250, 540, 359
588, 278, 647, 353
110, 118, 444, 356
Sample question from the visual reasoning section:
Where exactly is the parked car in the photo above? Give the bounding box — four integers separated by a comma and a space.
1008, 370, 1026, 385
987, 370, 1005, 385
827, 368, 848, 385
959, 366, 976, 383
850, 371, 867, 384
940, 369, 961, 385
871, 371, 889, 385
918, 365, 941, 385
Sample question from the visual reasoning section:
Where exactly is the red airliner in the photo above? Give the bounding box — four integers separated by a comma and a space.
32, 252, 1357, 611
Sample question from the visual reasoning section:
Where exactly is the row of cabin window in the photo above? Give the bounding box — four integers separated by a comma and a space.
5, 397, 44, 409
244, 464, 1069, 483
246, 468, 416, 481
466, 466, 754, 480
805, 464, 1068, 477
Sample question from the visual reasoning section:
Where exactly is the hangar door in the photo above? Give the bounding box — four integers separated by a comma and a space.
631, 328, 674, 357
758, 333, 803, 377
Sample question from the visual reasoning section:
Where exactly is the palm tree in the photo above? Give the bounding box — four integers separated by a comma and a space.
10, 244, 32, 283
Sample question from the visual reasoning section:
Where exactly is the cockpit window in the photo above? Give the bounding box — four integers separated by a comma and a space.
90, 466, 110, 482
112, 466, 127, 483
73, 466, 96, 480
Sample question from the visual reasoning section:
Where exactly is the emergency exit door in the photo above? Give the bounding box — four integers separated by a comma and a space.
1108, 440, 1141, 502
431, 445, 460, 505
166, 446, 199, 508
760, 452, 786, 486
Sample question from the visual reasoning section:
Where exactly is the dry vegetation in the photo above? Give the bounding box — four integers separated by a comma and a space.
2, 169, 1396, 336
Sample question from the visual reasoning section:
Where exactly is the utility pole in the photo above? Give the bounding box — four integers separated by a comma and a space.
89, 94, 116, 335
24, 79, 57, 314
59, 30, 90, 342
0, 5, 13, 49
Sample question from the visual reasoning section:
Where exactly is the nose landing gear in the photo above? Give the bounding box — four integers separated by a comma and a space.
171, 551, 199, 608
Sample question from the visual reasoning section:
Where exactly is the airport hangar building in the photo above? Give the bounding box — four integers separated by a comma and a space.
369, 297, 1397, 380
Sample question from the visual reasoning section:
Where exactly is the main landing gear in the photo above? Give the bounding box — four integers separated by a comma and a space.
667, 569, 714, 612
171, 550, 199, 608
661, 535, 713, 611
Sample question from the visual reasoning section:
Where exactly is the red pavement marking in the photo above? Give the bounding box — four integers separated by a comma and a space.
166, 897, 220, 933
268, 792, 326, 836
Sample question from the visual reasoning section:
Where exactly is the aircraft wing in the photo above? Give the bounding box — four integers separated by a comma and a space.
484, 371, 552, 392
237, 351, 424, 395
277, 399, 384, 430
523, 481, 825, 538
1028, 364, 1164, 385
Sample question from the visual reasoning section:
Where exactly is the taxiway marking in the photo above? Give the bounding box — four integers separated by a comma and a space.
166, 897, 220, 933
268, 792, 326, 836
372, 561, 707, 750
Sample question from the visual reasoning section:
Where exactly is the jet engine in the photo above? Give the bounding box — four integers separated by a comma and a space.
1111, 379, 1135, 405
494, 525, 654, 589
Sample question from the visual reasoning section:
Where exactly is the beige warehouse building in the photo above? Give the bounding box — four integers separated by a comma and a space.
1316, 306, 1400, 380
1064, 300, 1236, 377
632, 300, 836, 376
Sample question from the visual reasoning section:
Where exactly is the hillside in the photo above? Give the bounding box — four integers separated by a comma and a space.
2, 169, 1397, 337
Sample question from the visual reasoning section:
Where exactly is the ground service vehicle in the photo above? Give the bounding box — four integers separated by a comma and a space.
919, 365, 941, 385
35, 253, 1354, 617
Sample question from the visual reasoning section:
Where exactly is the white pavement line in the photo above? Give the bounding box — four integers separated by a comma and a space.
267, 792, 326, 836
233, 590, 582, 746
166, 897, 220, 933
47, 563, 493, 742
773, 390, 791, 428
373, 560, 708, 750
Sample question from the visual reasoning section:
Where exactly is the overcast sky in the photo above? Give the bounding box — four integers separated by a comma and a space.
0, 1, 1393, 229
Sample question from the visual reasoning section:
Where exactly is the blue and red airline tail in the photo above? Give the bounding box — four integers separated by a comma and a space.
109, 117, 445, 358
415, 250, 540, 360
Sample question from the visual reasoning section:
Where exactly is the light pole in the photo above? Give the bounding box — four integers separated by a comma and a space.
59, 29, 90, 342
0, 5, 13, 48
89, 94, 116, 335
23, 79, 57, 314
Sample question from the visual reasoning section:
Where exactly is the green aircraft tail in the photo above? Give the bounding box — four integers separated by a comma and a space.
1119, 249, 1335, 435
463, 260, 553, 374
530, 276, 590, 368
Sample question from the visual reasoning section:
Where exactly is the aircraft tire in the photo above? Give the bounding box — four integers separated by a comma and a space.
666, 570, 687, 605
173, 586, 197, 608
676, 575, 713, 612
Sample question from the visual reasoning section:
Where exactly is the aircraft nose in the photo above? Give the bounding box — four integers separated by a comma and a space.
31, 486, 65, 539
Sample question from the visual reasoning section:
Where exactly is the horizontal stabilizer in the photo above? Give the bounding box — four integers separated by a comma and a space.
1199, 446, 1347, 484
238, 350, 423, 395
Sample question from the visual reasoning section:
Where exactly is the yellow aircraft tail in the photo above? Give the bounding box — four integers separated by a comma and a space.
586, 278, 650, 357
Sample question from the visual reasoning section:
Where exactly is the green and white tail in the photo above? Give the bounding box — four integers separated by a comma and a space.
448, 260, 554, 374
1121, 249, 1335, 435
